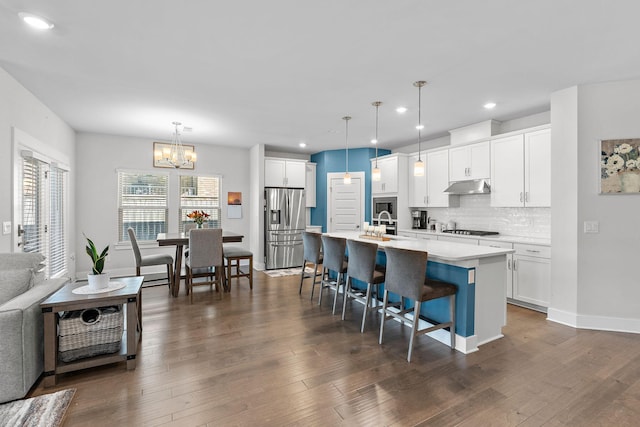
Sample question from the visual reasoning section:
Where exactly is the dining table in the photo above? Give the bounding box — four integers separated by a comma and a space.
157, 231, 244, 297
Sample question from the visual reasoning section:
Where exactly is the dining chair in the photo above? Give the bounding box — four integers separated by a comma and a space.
223, 245, 253, 290
319, 235, 348, 314
299, 232, 324, 299
185, 228, 225, 303
341, 239, 386, 333
127, 228, 174, 293
379, 246, 457, 362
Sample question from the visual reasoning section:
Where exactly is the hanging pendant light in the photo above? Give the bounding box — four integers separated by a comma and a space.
371, 101, 382, 182
154, 121, 197, 169
343, 116, 352, 184
413, 81, 427, 177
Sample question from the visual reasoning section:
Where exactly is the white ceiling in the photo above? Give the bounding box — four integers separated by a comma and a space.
2, 1, 640, 154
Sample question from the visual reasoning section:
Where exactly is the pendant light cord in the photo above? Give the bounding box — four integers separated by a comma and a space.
418, 84, 422, 160
375, 103, 379, 167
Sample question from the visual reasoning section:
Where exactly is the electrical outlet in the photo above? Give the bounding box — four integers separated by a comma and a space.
584, 221, 599, 233
2, 221, 11, 235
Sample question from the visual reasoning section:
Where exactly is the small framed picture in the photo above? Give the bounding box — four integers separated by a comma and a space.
600, 139, 640, 194
153, 142, 195, 169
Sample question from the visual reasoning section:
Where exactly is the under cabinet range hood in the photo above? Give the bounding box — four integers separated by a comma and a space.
443, 179, 491, 194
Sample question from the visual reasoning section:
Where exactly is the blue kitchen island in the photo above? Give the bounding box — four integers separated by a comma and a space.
328, 232, 515, 354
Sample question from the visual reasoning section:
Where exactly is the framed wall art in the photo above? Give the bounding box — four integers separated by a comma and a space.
600, 138, 640, 194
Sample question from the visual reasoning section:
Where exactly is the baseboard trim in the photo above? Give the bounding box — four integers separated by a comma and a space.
547, 308, 640, 334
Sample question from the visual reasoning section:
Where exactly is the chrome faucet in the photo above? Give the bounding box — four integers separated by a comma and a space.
377, 210, 392, 223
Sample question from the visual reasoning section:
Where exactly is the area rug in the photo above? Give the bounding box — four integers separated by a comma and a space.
0, 388, 75, 427
263, 266, 315, 278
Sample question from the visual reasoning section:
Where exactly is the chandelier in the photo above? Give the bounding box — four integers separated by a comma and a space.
156, 121, 196, 168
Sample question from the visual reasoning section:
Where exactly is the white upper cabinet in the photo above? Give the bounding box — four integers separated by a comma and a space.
408, 152, 427, 207
371, 155, 399, 194
305, 162, 316, 207
265, 158, 307, 188
490, 128, 550, 207
427, 149, 455, 207
449, 141, 490, 181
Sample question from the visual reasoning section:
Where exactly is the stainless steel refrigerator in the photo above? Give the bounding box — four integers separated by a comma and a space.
264, 187, 305, 269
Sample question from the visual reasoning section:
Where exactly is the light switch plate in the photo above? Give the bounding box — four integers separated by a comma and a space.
2, 221, 11, 235
584, 221, 599, 233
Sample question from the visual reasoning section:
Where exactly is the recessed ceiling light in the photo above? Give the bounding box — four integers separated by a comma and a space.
484, 102, 497, 109
370, 139, 377, 144
396, 107, 408, 114
415, 124, 424, 130
19, 12, 54, 30
299, 142, 306, 148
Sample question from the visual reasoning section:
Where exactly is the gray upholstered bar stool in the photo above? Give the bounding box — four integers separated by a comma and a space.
319, 235, 348, 314
379, 246, 457, 362
127, 228, 174, 293
299, 232, 324, 299
341, 239, 386, 333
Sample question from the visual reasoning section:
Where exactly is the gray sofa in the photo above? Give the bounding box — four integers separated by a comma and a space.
0, 253, 68, 403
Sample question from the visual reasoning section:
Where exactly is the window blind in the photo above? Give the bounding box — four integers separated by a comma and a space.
179, 175, 221, 231
118, 172, 169, 242
22, 156, 47, 257
49, 166, 67, 278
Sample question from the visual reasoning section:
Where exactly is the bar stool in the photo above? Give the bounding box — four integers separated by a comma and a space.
379, 246, 457, 362
223, 246, 253, 290
342, 239, 385, 333
299, 232, 324, 299
319, 235, 348, 314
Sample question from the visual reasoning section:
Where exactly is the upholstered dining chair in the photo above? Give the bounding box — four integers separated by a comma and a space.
185, 228, 225, 303
299, 232, 324, 299
319, 235, 348, 314
379, 246, 457, 362
341, 239, 386, 333
127, 228, 174, 293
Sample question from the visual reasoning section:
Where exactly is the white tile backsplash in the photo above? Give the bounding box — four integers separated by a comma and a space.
425, 194, 550, 238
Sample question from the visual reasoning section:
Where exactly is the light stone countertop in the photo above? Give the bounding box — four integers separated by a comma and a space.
397, 229, 551, 247
327, 231, 514, 263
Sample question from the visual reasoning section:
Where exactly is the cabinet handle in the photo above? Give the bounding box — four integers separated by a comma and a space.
513, 260, 517, 271
507, 259, 511, 270
525, 192, 529, 203
526, 249, 540, 253
519, 192, 523, 202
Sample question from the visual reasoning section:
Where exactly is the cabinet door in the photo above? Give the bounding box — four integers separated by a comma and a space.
285, 161, 307, 188
449, 146, 470, 181
525, 129, 551, 207
469, 141, 490, 179
408, 153, 427, 207
372, 156, 398, 194
265, 159, 286, 187
491, 135, 525, 207
513, 255, 550, 307
305, 162, 316, 207
479, 240, 514, 299
426, 150, 450, 207
437, 235, 479, 245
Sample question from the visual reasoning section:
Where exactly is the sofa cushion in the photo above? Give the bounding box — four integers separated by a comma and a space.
0, 253, 46, 287
0, 269, 34, 306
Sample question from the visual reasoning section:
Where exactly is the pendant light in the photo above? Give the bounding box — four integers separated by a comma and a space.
343, 116, 352, 184
371, 101, 382, 182
413, 81, 427, 177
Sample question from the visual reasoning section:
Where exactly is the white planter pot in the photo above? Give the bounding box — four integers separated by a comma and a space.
87, 273, 110, 290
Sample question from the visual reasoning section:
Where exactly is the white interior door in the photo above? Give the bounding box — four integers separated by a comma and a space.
327, 172, 364, 232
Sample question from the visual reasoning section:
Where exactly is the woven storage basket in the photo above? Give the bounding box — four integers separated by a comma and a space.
58, 305, 123, 362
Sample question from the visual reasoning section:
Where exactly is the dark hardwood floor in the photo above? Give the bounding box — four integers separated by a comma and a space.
32, 271, 640, 426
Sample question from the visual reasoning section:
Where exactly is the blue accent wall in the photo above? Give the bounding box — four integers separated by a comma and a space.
310, 148, 391, 232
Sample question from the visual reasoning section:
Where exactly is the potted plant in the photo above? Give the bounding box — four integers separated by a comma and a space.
85, 234, 110, 290
186, 210, 210, 228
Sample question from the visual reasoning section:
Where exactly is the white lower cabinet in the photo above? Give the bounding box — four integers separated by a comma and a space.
436, 235, 478, 245
512, 243, 551, 309
479, 240, 550, 311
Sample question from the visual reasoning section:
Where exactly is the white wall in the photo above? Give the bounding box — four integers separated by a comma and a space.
75, 132, 251, 278
0, 67, 76, 275
549, 80, 640, 333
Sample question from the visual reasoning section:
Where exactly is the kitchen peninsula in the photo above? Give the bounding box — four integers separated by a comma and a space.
327, 232, 514, 353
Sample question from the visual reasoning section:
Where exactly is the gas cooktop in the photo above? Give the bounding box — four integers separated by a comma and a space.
442, 229, 499, 236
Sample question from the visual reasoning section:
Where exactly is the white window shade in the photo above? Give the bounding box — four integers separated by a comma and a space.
48, 166, 67, 278
118, 172, 169, 242
179, 175, 221, 231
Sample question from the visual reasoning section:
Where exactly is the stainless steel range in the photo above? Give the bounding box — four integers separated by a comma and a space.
442, 229, 499, 236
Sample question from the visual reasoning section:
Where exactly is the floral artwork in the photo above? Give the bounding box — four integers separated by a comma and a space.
600, 139, 640, 193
